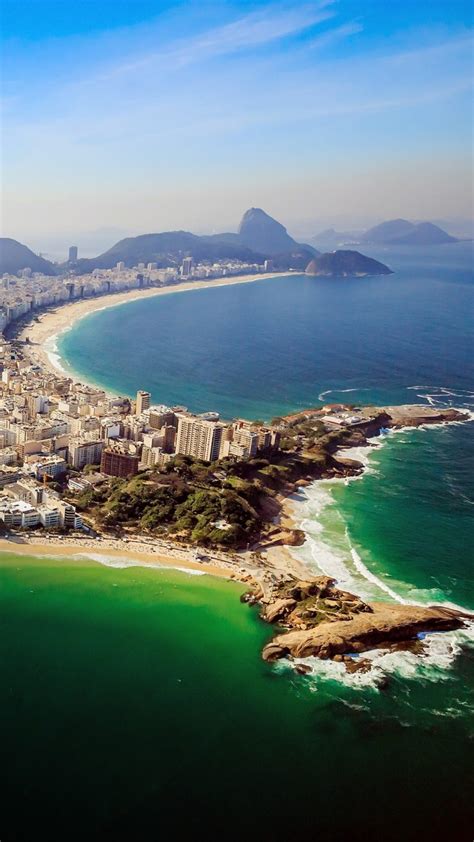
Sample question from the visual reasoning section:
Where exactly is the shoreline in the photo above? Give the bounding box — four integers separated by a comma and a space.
277, 412, 473, 605
0, 535, 245, 580
15, 270, 293, 387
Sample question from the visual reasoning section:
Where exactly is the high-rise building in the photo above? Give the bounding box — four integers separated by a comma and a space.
68, 246, 78, 262
100, 447, 139, 478
148, 406, 177, 430
116, 261, 125, 271
136, 390, 151, 415
181, 257, 193, 278
68, 439, 104, 470
175, 413, 226, 462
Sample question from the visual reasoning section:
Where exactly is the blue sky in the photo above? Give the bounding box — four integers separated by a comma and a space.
1, 0, 472, 252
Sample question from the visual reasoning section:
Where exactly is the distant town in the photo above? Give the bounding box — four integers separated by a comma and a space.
0, 251, 275, 333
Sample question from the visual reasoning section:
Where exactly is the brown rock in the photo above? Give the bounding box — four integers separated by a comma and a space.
262, 602, 470, 662
263, 597, 297, 623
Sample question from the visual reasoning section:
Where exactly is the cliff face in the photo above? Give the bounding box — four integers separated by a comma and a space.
305, 250, 392, 277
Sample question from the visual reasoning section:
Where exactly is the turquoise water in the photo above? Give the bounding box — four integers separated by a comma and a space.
3, 242, 473, 838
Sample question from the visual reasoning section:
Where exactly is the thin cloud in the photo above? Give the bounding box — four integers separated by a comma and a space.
307, 20, 363, 49
99, 1, 337, 80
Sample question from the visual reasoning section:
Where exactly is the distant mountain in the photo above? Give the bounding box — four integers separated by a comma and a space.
69, 208, 318, 273
361, 219, 415, 244
305, 250, 392, 277
312, 227, 362, 246
72, 231, 266, 274
389, 222, 458, 245
238, 207, 317, 256
361, 219, 458, 245
0, 238, 57, 276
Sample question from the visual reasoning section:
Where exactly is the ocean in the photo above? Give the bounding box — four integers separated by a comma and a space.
1, 242, 473, 839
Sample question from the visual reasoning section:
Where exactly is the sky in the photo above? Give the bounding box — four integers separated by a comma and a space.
1, 0, 473, 255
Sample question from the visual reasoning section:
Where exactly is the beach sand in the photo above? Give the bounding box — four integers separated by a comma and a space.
0, 535, 245, 580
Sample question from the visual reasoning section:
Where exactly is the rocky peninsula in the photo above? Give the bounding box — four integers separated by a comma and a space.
243, 576, 472, 673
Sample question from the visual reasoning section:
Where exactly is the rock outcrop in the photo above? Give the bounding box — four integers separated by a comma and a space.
245, 576, 471, 668
262, 601, 468, 662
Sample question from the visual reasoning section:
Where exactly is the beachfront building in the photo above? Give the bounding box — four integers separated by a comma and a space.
175, 413, 227, 462
136, 390, 151, 415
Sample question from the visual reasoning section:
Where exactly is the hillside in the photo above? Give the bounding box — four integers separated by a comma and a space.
305, 250, 392, 277
361, 218, 458, 245
72, 231, 265, 273
0, 238, 57, 276
68, 207, 317, 273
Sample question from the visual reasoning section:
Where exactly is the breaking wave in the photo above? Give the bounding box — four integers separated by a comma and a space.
284, 391, 474, 687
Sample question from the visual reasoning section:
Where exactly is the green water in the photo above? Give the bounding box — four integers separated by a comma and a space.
1, 553, 473, 840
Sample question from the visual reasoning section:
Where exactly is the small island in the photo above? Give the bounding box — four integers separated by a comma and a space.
306, 249, 393, 277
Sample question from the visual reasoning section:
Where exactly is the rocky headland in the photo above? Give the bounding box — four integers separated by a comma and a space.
243, 576, 472, 673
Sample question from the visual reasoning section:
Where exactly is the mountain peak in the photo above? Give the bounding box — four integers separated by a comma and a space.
238, 207, 300, 255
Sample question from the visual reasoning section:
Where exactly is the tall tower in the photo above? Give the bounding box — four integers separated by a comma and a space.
136, 390, 151, 415
68, 246, 78, 262
181, 257, 193, 278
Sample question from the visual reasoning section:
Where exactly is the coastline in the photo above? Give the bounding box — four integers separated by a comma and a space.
0, 535, 243, 580
6, 274, 473, 594
277, 414, 473, 609
16, 270, 293, 386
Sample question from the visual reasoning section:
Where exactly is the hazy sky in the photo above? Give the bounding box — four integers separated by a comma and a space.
1, 0, 473, 253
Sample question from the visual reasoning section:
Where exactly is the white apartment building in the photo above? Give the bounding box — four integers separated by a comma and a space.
68, 439, 104, 469
175, 414, 227, 462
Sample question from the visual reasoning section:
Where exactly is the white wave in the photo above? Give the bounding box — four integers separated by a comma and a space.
287, 410, 474, 610
283, 621, 474, 691
298, 527, 362, 594
72, 552, 207, 576
317, 387, 368, 401
349, 545, 406, 604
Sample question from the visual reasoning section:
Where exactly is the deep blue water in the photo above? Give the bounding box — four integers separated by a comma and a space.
60, 242, 474, 420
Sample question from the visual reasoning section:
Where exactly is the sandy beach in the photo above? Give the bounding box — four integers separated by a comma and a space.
17, 270, 292, 384
0, 535, 249, 580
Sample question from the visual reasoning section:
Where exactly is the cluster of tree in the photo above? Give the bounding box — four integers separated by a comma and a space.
70, 437, 340, 548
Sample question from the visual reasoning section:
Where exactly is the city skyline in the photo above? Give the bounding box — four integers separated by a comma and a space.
1, 0, 473, 253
